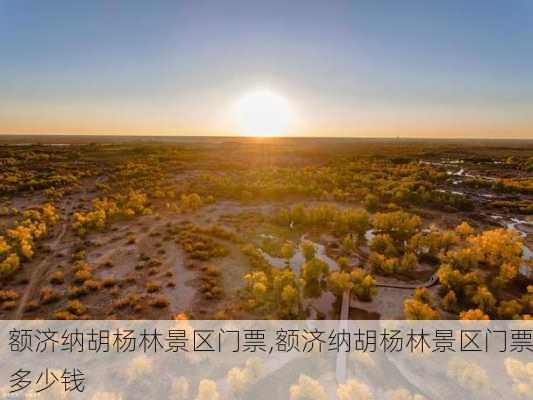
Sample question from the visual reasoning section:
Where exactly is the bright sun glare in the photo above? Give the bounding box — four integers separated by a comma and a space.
233, 89, 293, 137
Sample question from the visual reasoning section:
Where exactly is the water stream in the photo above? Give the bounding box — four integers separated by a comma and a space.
503, 218, 532, 278
259, 236, 339, 273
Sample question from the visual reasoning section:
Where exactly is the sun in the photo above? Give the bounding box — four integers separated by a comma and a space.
233, 89, 293, 137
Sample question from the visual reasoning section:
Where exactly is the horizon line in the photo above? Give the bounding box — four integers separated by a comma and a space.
0, 133, 532, 141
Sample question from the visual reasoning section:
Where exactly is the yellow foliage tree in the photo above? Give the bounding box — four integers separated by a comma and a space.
196, 379, 218, 400
373, 211, 421, 242
446, 357, 490, 393
455, 221, 474, 237
385, 388, 425, 400
227, 357, 263, 395
403, 298, 440, 320
289, 374, 326, 400
0, 253, 20, 278
459, 309, 489, 320
504, 358, 533, 399
0, 237, 11, 255
170, 376, 189, 400
337, 379, 374, 400
468, 229, 522, 268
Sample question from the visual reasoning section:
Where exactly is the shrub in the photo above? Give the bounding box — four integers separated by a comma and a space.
459, 309, 489, 320
149, 296, 170, 308
497, 300, 523, 319
68, 285, 89, 299
54, 311, 75, 320
40, 287, 60, 304
370, 234, 398, 257
73, 268, 92, 284
363, 194, 379, 212
83, 279, 101, 292
0, 290, 19, 302
351, 269, 377, 301
102, 277, 118, 288
50, 271, 65, 285
0, 253, 21, 279
146, 282, 161, 293
24, 300, 39, 312
67, 300, 87, 316
2, 301, 16, 310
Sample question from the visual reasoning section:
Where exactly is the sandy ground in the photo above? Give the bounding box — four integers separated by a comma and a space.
1, 184, 530, 320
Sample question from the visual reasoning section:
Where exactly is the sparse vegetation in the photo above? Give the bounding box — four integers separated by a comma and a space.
0, 140, 530, 320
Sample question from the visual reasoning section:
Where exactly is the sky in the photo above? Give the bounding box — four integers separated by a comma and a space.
1, 0, 532, 138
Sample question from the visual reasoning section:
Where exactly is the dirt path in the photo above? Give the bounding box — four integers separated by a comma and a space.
13, 200, 73, 319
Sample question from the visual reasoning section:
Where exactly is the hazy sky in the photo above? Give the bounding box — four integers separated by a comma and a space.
1, 0, 532, 138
